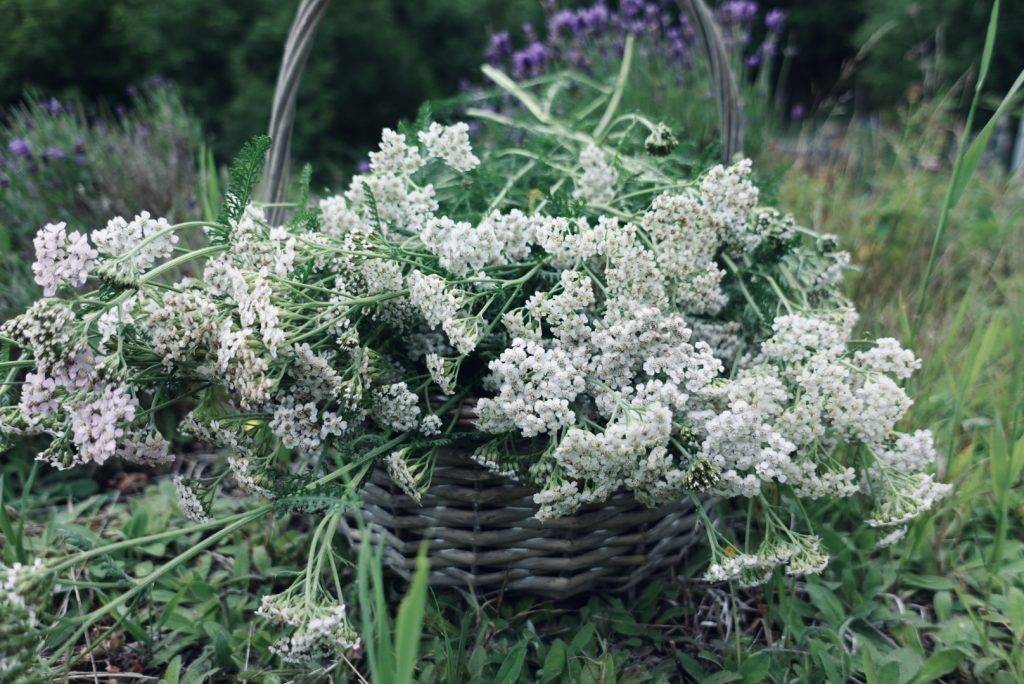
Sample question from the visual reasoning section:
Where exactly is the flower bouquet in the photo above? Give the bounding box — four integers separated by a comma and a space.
0, 54, 946, 663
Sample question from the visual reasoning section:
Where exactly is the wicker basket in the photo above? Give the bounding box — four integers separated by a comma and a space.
339, 449, 709, 599
264, 0, 741, 600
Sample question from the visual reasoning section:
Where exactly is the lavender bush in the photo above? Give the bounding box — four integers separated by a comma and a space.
468, 1, 792, 164
0, 86, 202, 318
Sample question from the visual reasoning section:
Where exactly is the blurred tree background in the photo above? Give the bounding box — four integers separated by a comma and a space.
0, 0, 1021, 173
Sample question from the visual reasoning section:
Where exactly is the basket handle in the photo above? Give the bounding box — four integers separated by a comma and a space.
262, 0, 332, 224
678, 0, 744, 161
261, 0, 743, 219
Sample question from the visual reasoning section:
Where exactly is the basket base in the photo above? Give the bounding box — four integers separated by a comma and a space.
340, 454, 708, 600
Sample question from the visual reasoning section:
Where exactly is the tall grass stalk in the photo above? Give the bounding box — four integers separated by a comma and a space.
914, 0, 1024, 337
356, 540, 430, 684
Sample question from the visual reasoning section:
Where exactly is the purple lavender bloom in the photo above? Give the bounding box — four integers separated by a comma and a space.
44, 97, 63, 115
719, 1, 758, 25
666, 26, 689, 60
74, 138, 86, 155
765, 8, 786, 33
356, 158, 371, 174
42, 146, 66, 162
0, 174, 9, 189
549, 9, 582, 40
579, 3, 610, 32
522, 22, 538, 43
790, 103, 807, 121
8, 138, 32, 158
486, 30, 513, 64
115, 104, 128, 118
620, 0, 645, 17
564, 47, 591, 71
745, 53, 762, 68
512, 41, 551, 79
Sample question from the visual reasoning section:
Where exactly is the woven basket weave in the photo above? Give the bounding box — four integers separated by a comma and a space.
339, 450, 707, 598
265, 0, 740, 599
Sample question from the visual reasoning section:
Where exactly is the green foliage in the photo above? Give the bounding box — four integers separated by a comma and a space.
357, 541, 431, 684
213, 133, 270, 231
0, 87, 201, 318
0, 0, 547, 178
853, 0, 1024, 107
1, 5, 1023, 683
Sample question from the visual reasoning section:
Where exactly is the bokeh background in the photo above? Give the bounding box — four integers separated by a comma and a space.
2, 0, 1021, 173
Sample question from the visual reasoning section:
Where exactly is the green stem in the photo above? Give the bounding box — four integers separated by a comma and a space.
140, 244, 226, 284
306, 434, 408, 491
594, 34, 635, 141
47, 507, 263, 574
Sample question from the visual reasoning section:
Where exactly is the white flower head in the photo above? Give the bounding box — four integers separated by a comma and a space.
32, 222, 97, 296
418, 122, 479, 172
573, 144, 617, 205
369, 128, 423, 177
92, 211, 178, 271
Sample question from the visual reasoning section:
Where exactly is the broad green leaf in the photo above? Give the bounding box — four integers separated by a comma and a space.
805, 582, 845, 624
1006, 587, 1024, 641
863, 646, 878, 684
202, 622, 235, 669
540, 639, 567, 683
888, 647, 922, 683
901, 574, 956, 591
740, 651, 771, 683
494, 643, 528, 684
912, 650, 962, 683
677, 652, 708, 681
933, 591, 952, 622
161, 655, 182, 684
988, 421, 1010, 502
878, 662, 901, 684
252, 545, 270, 574
569, 622, 595, 654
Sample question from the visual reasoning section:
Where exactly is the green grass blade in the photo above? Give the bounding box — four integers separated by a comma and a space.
950, 68, 1024, 207
914, 0, 1002, 332
481, 65, 550, 124
394, 547, 430, 684
594, 34, 635, 141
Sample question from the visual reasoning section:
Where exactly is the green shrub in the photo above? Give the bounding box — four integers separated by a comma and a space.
0, 0, 546, 177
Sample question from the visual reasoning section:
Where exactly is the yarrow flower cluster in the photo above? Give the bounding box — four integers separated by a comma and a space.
573, 144, 617, 205
92, 211, 179, 271
1, 67, 942, 617
32, 222, 96, 296
0, 559, 47, 679
257, 589, 359, 664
